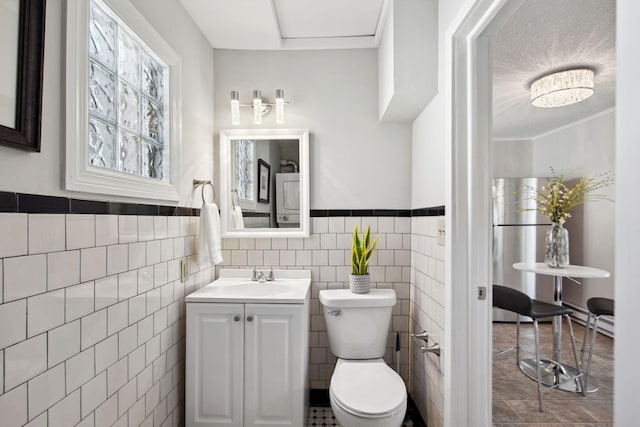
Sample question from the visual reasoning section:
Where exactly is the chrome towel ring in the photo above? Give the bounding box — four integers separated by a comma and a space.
193, 179, 216, 204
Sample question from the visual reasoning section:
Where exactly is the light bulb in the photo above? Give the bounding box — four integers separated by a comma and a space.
253, 90, 262, 124
275, 89, 285, 124
230, 91, 240, 125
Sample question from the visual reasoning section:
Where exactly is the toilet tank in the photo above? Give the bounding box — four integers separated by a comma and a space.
319, 289, 396, 359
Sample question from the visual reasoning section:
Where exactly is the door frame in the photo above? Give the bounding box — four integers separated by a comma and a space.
447, 0, 523, 425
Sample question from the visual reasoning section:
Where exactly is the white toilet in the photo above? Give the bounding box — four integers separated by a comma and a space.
319, 289, 407, 427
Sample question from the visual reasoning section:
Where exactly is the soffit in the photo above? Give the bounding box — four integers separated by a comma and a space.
179, 0, 387, 50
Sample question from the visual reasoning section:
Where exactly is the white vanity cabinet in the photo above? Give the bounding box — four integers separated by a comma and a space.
185, 269, 310, 427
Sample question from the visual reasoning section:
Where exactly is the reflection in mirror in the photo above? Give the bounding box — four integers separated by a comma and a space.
220, 129, 309, 238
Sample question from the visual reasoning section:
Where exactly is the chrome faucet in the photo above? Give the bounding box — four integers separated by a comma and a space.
252, 267, 275, 283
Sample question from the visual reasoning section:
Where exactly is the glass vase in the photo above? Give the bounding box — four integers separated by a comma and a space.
545, 222, 569, 268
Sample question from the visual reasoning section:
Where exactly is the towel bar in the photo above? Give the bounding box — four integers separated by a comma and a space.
193, 179, 216, 204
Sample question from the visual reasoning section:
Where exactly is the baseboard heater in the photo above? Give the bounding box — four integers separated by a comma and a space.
565, 301, 615, 339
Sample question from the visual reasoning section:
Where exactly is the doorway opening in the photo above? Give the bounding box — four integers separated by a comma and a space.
449, 0, 615, 425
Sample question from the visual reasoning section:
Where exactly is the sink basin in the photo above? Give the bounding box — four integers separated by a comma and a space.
185, 269, 311, 304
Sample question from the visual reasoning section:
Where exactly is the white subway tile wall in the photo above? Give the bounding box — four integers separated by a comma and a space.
1, 212, 440, 425
410, 216, 446, 427
215, 216, 413, 389
0, 214, 213, 426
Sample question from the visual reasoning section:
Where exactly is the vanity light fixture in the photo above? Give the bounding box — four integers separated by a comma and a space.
253, 90, 263, 125
275, 89, 285, 124
530, 68, 595, 108
229, 89, 289, 125
230, 91, 240, 125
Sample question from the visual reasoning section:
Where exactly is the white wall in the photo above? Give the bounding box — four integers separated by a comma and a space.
0, 0, 214, 208
410, 0, 469, 209
614, 0, 640, 423
213, 49, 412, 210
408, 0, 470, 425
0, 213, 212, 426
531, 110, 615, 309
490, 111, 616, 309
491, 139, 533, 178
378, 0, 438, 123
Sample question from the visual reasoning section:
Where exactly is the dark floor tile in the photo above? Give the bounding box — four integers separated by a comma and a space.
541, 399, 598, 423
493, 378, 535, 401
493, 323, 614, 427
307, 406, 416, 427
506, 400, 563, 423
578, 399, 614, 423
493, 400, 525, 423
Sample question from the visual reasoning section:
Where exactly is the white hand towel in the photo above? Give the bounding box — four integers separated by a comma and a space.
198, 203, 223, 266
232, 206, 245, 229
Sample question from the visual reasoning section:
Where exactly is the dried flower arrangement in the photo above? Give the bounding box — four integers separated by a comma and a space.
528, 168, 614, 224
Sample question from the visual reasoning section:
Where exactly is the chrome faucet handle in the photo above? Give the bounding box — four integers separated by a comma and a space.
257, 271, 266, 283
252, 267, 258, 281
267, 267, 275, 281
411, 331, 429, 343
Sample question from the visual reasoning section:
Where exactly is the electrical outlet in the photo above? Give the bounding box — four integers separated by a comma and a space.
437, 219, 445, 246
180, 258, 190, 282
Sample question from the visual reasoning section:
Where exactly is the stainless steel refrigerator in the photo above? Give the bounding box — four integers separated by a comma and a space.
492, 178, 554, 322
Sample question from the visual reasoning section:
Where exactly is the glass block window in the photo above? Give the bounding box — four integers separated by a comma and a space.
234, 139, 255, 202
88, 0, 169, 181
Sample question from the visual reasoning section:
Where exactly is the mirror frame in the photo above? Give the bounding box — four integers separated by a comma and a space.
0, 0, 46, 152
219, 128, 310, 238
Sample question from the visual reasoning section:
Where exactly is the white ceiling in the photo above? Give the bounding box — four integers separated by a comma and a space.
179, 0, 614, 139
179, 0, 388, 50
492, 0, 616, 140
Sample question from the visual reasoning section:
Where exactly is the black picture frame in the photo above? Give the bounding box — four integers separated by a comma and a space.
0, 0, 46, 152
257, 159, 270, 204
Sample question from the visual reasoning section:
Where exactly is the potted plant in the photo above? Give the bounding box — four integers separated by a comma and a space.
350, 225, 380, 294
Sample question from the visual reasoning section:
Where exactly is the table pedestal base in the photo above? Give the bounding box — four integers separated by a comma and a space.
519, 358, 598, 394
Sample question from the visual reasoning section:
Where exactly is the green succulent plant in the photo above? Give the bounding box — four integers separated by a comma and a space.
351, 225, 380, 275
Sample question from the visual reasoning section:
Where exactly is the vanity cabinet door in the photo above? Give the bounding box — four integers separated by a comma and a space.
244, 304, 304, 427
186, 303, 244, 427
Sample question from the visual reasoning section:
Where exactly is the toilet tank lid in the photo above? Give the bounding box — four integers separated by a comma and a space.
319, 289, 396, 308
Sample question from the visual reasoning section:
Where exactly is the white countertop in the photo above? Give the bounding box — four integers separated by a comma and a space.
186, 269, 311, 304
513, 262, 610, 279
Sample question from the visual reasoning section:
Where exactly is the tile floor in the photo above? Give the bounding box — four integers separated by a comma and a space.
493, 321, 614, 427
307, 406, 416, 426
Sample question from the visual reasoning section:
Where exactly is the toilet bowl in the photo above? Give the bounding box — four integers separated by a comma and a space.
329, 359, 407, 427
319, 289, 407, 427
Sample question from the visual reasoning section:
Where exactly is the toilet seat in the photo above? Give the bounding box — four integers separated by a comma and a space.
330, 359, 406, 419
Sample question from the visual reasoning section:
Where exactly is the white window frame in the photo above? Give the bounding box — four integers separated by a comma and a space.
65, 0, 182, 201
232, 139, 257, 211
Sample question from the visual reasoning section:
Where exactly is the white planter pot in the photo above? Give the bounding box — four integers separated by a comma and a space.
349, 274, 370, 294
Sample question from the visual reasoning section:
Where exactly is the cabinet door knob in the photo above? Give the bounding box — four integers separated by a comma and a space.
246, 315, 254, 322
233, 315, 240, 322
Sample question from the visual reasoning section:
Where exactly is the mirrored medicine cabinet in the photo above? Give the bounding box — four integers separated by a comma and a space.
219, 129, 310, 238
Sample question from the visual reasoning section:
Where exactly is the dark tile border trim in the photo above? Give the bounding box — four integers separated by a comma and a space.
0, 191, 201, 216
0, 191, 444, 219
242, 212, 270, 217
309, 389, 426, 427
310, 206, 445, 218
412, 205, 445, 217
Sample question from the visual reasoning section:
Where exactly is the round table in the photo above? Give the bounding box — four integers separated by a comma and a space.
512, 262, 610, 393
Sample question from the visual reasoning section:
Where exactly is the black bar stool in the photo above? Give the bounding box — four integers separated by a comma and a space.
493, 285, 582, 411
580, 297, 614, 396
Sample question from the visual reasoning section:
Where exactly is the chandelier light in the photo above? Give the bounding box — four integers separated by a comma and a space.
229, 89, 288, 125
530, 69, 595, 108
